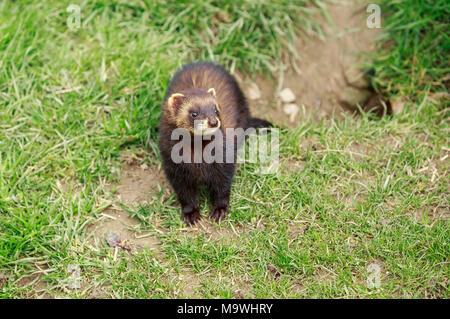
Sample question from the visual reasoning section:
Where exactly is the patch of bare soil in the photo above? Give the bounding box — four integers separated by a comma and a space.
280, 158, 306, 174
89, 208, 160, 250
115, 161, 168, 205
239, 0, 382, 126
180, 218, 242, 241
414, 205, 449, 222
17, 272, 53, 299
88, 162, 166, 251
177, 271, 254, 298
313, 267, 337, 285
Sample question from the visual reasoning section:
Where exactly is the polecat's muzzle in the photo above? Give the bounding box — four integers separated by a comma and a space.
193, 118, 221, 136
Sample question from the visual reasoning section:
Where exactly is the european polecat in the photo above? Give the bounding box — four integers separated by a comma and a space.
159, 62, 271, 226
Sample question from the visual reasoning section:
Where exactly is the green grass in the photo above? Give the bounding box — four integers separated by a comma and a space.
369, 0, 449, 99
0, 0, 448, 298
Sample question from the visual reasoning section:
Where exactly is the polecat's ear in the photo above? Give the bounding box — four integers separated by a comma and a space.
167, 93, 185, 114
207, 88, 216, 98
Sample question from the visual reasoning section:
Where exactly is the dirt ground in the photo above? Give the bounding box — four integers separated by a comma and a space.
87, 162, 165, 251
242, 0, 380, 126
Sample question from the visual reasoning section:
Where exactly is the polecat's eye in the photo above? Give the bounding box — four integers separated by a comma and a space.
191, 111, 198, 118
214, 108, 218, 113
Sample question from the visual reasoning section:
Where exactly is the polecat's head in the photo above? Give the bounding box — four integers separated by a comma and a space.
165, 87, 221, 136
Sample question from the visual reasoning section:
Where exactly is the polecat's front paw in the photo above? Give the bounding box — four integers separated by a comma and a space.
182, 205, 201, 226
210, 203, 229, 222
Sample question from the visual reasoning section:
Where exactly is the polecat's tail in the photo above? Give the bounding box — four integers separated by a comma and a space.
248, 117, 272, 128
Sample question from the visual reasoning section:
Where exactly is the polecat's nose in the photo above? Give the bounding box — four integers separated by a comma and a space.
208, 118, 218, 127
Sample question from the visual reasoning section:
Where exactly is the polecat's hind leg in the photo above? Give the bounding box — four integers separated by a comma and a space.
167, 173, 201, 226
207, 165, 234, 222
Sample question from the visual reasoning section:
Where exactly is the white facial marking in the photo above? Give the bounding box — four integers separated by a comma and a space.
193, 118, 221, 136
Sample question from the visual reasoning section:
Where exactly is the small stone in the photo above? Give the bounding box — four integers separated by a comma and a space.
283, 103, 299, 123
279, 88, 296, 103
106, 231, 121, 247
140, 163, 149, 170
247, 83, 261, 100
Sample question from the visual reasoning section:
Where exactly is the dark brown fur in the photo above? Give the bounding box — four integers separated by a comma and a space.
159, 62, 270, 225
